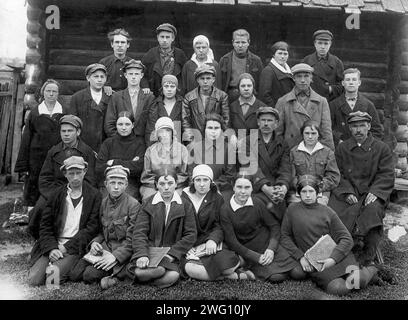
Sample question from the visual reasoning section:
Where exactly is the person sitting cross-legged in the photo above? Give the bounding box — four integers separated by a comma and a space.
69, 165, 141, 289
127, 173, 197, 288
28, 156, 101, 287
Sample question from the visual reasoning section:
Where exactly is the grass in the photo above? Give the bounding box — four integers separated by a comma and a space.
0, 189, 407, 300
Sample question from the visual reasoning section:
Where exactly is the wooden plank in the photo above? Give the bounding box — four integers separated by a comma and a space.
0, 97, 12, 172
57, 80, 88, 95
400, 0, 408, 12
5, 74, 18, 175
349, 0, 364, 7
382, 0, 405, 13
311, 0, 330, 6
11, 85, 25, 183
361, 2, 385, 12
328, 0, 348, 6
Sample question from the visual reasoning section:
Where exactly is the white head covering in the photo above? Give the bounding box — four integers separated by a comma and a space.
192, 164, 214, 181
191, 35, 215, 65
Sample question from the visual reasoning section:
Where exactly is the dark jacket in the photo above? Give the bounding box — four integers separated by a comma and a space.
14, 106, 66, 205
302, 52, 344, 101
240, 131, 292, 193
181, 60, 221, 95
329, 93, 384, 146
69, 87, 110, 152
99, 54, 132, 91
96, 133, 145, 187
182, 87, 229, 135
229, 98, 267, 136
104, 88, 155, 146
131, 194, 197, 261
141, 46, 188, 97
146, 95, 184, 144
187, 137, 236, 192
218, 50, 263, 93
38, 139, 97, 200
259, 62, 294, 107
181, 190, 224, 246
30, 182, 101, 265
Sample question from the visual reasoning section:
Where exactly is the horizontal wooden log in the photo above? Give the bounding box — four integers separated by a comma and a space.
57, 80, 88, 95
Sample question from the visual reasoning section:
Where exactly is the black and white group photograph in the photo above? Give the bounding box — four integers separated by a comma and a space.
0, 0, 408, 311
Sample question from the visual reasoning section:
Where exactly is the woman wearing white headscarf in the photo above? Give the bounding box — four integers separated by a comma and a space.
181, 35, 221, 95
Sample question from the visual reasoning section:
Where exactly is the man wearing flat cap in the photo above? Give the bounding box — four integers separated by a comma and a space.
104, 59, 155, 147
330, 68, 384, 146
219, 28, 263, 103
69, 63, 110, 152
302, 29, 344, 101
275, 63, 334, 150
239, 106, 292, 223
328, 111, 394, 266
27, 115, 97, 239
69, 165, 141, 289
28, 156, 101, 287
182, 64, 229, 142
141, 23, 187, 97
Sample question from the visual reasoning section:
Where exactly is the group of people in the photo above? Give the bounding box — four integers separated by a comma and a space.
15, 23, 395, 296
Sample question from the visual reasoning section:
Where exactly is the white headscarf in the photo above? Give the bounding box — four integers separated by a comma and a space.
191, 35, 215, 67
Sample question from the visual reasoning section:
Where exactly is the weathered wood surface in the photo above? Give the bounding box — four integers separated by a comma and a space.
11, 85, 25, 183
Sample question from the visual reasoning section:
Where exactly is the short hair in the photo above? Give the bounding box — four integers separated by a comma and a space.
296, 175, 320, 195
154, 172, 178, 190
108, 28, 131, 43
232, 29, 250, 42
300, 120, 322, 138
40, 79, 60, 97
117, 111, 134, 123
271, 41, 289, 56
205, 113, 226, 132
343, 68, 361, 78
233, 172, 254, 186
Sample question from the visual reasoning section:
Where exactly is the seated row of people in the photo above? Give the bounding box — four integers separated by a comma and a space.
28, 158, 379, 296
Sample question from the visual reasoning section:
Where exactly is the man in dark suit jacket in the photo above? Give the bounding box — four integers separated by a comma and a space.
329, 68, 383, 146
28, 156, 101, 286
302, 30, 344, 101
141, 23, 187, 97
104, 59, 155, 146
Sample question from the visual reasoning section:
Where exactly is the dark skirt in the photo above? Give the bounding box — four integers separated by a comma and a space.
158, 256, 180, 273
244, 244, 299, 281
310, 252, 359, 288
183, 248, 240, 280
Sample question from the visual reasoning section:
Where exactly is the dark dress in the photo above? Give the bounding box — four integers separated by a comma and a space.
220, 196, 298, 280
181, 189, 239, 280
280, 202, 358, 288
14, 105, 66, 206
96, 132, 145, 191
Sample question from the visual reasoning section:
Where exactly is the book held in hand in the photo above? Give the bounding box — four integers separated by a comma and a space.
148, 247, 171, 267
83, 249, 111, 264
304, 234, 337, 272
185, 242, 223, 261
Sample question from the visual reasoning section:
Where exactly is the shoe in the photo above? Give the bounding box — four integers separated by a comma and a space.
100, 276, 118, 290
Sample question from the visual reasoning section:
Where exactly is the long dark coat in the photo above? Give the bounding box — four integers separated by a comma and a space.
329, 93, 384, 146
131, 194, 197, 262
229, 98, 267, 137
69, 87, 110, 152
14, 106, 66, 206
30, 182, 101, 265
302, 52, 344, 101
141, 46, 188, 97
104, 89, 155, 146
38, 139, 97, 200
259, 62, 294, 107
328, 134, 394, 235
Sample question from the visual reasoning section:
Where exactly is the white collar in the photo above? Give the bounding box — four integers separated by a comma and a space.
297, 141, 324, 155
38, 101, 63, 116
270, 57, 292, 74
191, 48, 215, 67
152, 191, 183, 205
230, 196, 253, 212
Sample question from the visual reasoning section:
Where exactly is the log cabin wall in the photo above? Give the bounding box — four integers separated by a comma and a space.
41, 1, 396, 113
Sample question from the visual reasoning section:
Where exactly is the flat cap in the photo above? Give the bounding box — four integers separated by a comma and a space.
156, 23, 177, 36
123, 59, 145, 72
347, 111, 372, 124
256, 106, 279, 120
291, 63, 314, 75
60, 156, 88, 171
313, 30, 333, 41
60, 114, 83, 129
105, 165, 130, 180
194, 64, 216, 79
85, 63, 107, 77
